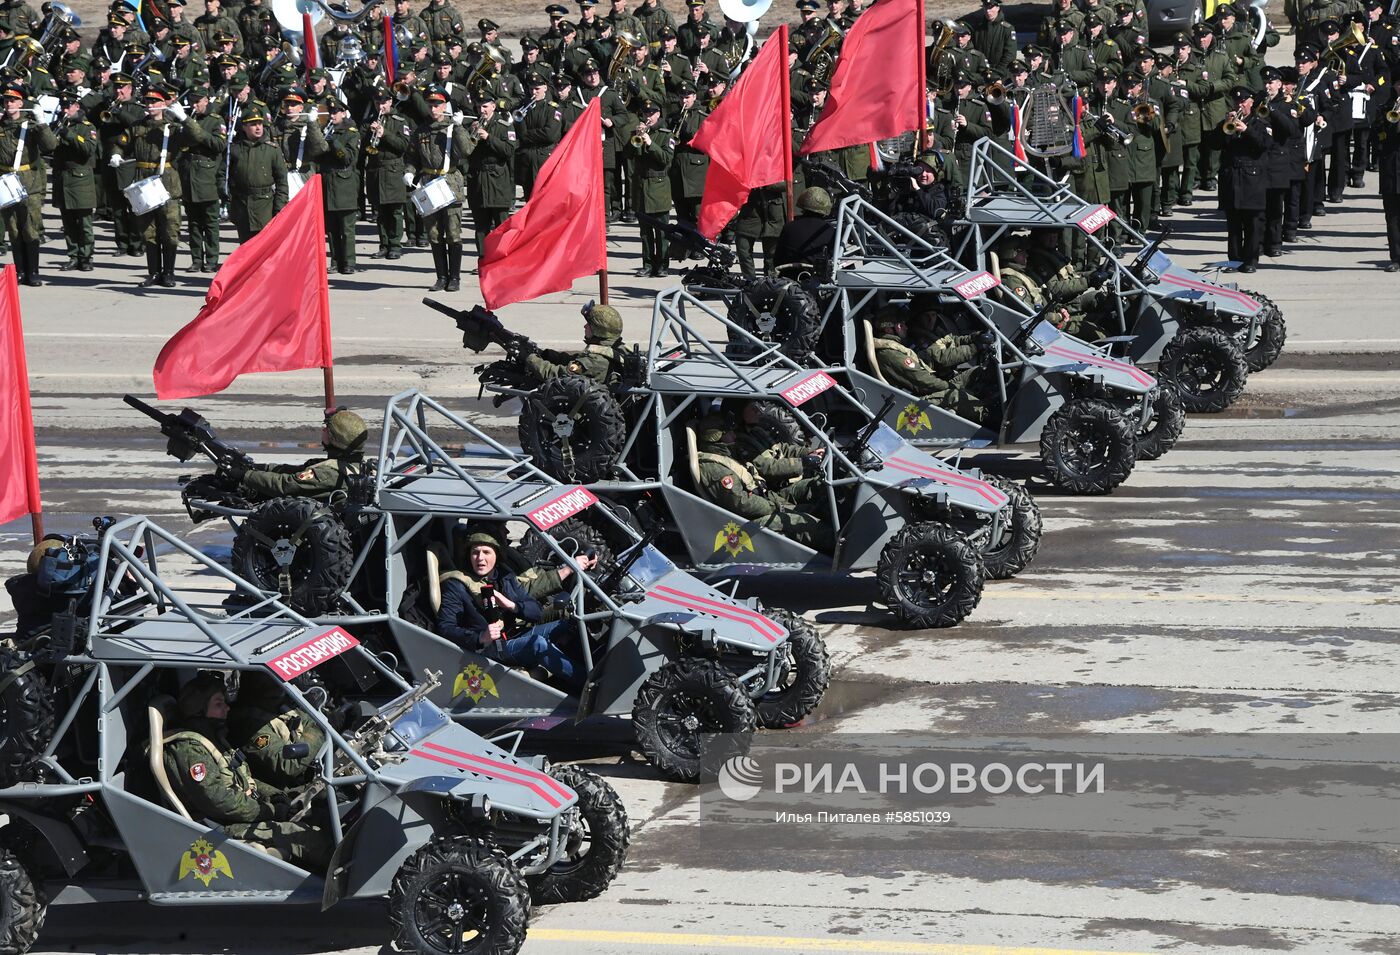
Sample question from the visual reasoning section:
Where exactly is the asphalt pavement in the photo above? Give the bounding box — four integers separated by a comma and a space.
4, 169, 1399, 955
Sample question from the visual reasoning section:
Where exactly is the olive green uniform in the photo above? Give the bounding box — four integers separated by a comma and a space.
1000, 263, 1109, 341
128, 114, 216, 279
464, 113, 517, 256
227, 132, 288, 241
873, 333, 990, 425
694, 445, 834, 553
624, 121, 674, 273
364, 109, 411, 256
51, 116, 99, 270
670, 105, 708, 229
733, 425, 808, 487
179, 110, 228, 270
229, 705, 327, 789
238, 454, 363, 501
162, 715, 331, 869
733, 183, 786, 279
98, 98, 149, 255
525, 340, 626, 385
0, 115, 58, 255
514, 99, 563, 199
321, 117, 361, 273
1188, 42, 1236, 189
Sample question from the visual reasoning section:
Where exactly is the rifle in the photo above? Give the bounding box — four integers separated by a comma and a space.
123, 394, 255, 470
422, 297, 540, 357
289, 669, 443, 822
844, 394, 898, 466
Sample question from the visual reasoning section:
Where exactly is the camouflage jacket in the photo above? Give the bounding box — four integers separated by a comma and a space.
239, 455, 363, 501
162, 717, 280, 824
229, 704, 326, 788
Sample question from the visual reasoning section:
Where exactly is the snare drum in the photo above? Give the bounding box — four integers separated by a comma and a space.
410, 176, 456, 216
287, 171, 307, 200
0, 172, 27, 210
123, 175, 172, 216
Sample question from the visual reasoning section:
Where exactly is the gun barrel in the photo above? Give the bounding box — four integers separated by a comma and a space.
123, 393, 167, 421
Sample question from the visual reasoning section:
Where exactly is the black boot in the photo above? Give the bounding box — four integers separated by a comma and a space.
140, 246, 161, 287
21, 242, 41, 286
157, 245, 177, 287
445, 242, 462, 292
428, 243, 448, 291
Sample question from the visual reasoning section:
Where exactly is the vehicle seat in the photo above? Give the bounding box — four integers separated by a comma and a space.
684, 424, 702, 488
425, 549, 442, 613
862, 320, 890, 385
989, 250, 1002, 281
147, 695, 192, 821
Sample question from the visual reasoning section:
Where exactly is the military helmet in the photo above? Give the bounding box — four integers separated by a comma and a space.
324, 409, 368, 453
586, 304, 623, 340
874, 305, 908, 333
697, 412, 730, 445
796, 186, 832, 216
237, 669, 285, 708
26, 537, 63, 575
456, 523, 503, 554
178, 672, 228, 718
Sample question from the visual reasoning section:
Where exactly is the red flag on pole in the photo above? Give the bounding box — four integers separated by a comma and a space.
689, 26, 791, 240
153, 176, 333, 400
799, 0, 926, 156
479, 97, 607, 310
303, 11, 318, 83
0, 265, 42, 530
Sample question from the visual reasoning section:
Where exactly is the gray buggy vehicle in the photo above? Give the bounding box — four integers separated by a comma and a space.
0, 517, 627, 955
719, 191, 1179, 494
951, 138, 1283, 412
163, 390, 828, 782
530, 291, 1042, 629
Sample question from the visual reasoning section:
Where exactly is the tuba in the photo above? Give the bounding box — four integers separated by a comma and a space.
271, 0, 386, 31
927, 19, 958, 96
719, 0, 770, 81
36, 2, 81, 53
802, 18, 843, 81
608, 30, 642, 83
1323, 19, 1365, 83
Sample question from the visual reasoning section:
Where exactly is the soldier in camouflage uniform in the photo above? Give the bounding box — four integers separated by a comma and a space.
693, 413, 834, 553
871, 309, 993, 425
524, 303, 629, 384
723, 399, 825, 489
464, 94, 517, 259
998, 238, 1112, 341
0, 83, 57, 286
410, 85, 472, 291
163, 673, 331, 869
321, 101, 361, 275
51, 92, 99, 272
226, 105, 288, 242
229, 670, 326, 789
178, 87, 226, 272
225, 409, 368, 502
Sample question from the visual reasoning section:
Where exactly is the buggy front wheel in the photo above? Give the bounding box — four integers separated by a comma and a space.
978, 476, 1042, 580
1135, 383, 1186, 462
632, 659, 757, 782
745, 607, 831, 728
1158, 326, 1248, 413
389, 836, 529, 955
1039, 398, 1138, 495
528, 765, 629, 905
0, 847, 44, 955
876, 522, 984, 629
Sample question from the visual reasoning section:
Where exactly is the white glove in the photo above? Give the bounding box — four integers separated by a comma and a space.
165, 100, 188, 122
403, 171, 415, 186
452, 112, 465, 127
108, 154, 124, 168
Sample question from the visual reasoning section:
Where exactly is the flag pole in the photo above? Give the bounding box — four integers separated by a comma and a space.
597, 104, 609, 304
779, 24, 794, 221
915, 0, 927, 152
315, 182, 337, 413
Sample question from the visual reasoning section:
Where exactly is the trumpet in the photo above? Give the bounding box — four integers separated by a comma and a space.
1386, 107, 1400, 124
1094, 111, 1134, 145
513, 100, 535, 123
392, 78, 413, 100
985, 80, 1006, 105
1222, 110, 1248, 135
1131, 100, 1160, 124
630, 120, 652, 147
1255, 102, 1270, 119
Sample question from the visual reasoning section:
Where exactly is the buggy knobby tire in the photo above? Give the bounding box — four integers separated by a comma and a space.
882, 211, 947, 249
978, 476, 1042, 580
0, 651, 55, 791
1158, 326, 1248, 413
1039, 398, 1138, 495
632, 659, 756, 782
876, 522, 984, 629
729, 277, 822, 361
389, 836, 529, 955
1234, 290, 1286, 372
517, 518, 614, 573
745, 402, 804, 447
0, 847, 43, 955
231, 497, 354, 616
749, 607, 830, 728
518, 375, 626, 484
1135, 383, 1186, 462
528, 765, 629, 905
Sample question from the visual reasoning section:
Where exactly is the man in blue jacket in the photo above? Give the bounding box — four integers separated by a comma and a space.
436, 527, 584, 689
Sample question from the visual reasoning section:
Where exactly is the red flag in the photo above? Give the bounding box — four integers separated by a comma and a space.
689, 27, 791, 240
0, 265, 41, 527
154, 177, 332, 400
480, 97, 607, 310
799, 0, 926, 156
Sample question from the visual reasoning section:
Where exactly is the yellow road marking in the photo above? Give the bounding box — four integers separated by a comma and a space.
996, 590, 1391, 604
528, 929, 1157, 954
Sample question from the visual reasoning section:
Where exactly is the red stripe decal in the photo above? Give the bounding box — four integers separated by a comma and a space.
885, 458, 1008, 506
650, 584, 785, 640
1044, 345, 1156, 388
647, 588, 781, 643
419, 741, 574, 800
412, 750, 563, 808
1159, 271, 1259, 311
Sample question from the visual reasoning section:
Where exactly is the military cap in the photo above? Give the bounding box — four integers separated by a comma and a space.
527, 70, 550, 86
216, 53, 240, 67
189, 85, 211, 99
1317, 17, 1340, 34
638, 98, 661, 115
446, 35, 464, 47
478, 17, 498, 31
1191, 20, 1214, 36
1172, 30, 1191, 46
281, 86, 306, 102
1009, 57, 1029, 73
0, 83, 25, 102
424, 83, 449, 101
554, 70, 574, 86
106, 11, 125, 26
373, 85, 394, 99
1294, 43, 1320, 60
328, 98, 349, 113
1133, 44, 1155, 59
873, 305, 909, 331
63, 53, 91, 73
545, 2, 569, 13
111, 71, 134, 86
1054, 18, 1075, 33
1121, 69, 1144, 85
457, 525, 503, 553
240, 105, 268, 122
951, 19, 971, 34
1022, 44, 1043, 58
953, 70, 974, 86
1094, 65, 1116, 81
1366, 0, 1385, 8
465, 40, 484, 55
658, 24, 676, 39
795, 0, 820, 10
110, 0, 137, 12
148, 15, 168, 29
1260, 65, 1281, 82
520, 34, 540, 50
559, 19, 576, 32
1215, 2, 1236, 15
92, 56, 112, 72
686, 0, 705, 5
1278, 65, 1299, 83
1229, 85, 1253, 104
143, 84, 172, 101
580, 56, 600, 71
675, 78, 697, 95
213, 30, 236, 43
704, 71, 726, 86
170, 34, 191, 46
168, 0, 186, 6
981, 0, 1000, 6
178, 673, 228, 718
1114, 1, 1132, 12
577, 0, 598, 6
433, 50, 453, 65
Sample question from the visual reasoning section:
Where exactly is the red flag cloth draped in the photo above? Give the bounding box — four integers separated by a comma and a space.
480, 97, 606, 310
0, 265, 41, 525
799, 0, 926, 156
153, 177, 332, 400
689, 27, 790, 240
